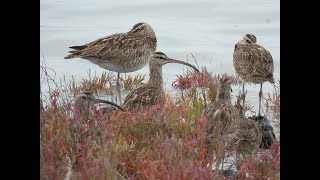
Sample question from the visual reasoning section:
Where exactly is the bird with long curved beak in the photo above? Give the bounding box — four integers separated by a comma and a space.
122, 51, 199, 110
65, 22, 157, 105
74, 91, 124, 121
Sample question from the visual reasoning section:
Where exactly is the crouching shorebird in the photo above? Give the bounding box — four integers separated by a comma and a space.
229, 100, 263, 160
122, 52, 199, 111
233, 34, 274, 118
74, 91, 124, 121
203, 77, 239, 167
65, 22, 157, 105
230, 117, 263, 160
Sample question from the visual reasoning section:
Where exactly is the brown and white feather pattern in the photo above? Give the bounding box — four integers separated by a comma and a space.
204, 77, 240, 145
122, 85, 164, 110
122, 51, 199, 111
230, 117, 263, 155
65, 22, 157, 73
233, 34, 274, 84
122, 52, 166, 110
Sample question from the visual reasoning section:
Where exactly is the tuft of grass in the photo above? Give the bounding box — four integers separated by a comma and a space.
264, 80, 280, 119
121, 74, 146, 93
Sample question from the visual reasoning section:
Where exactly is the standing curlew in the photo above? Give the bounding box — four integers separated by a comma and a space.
122, 51, 199, 111
233, 34, 274, 118
203, 77, 239, 168
65, 22, 157, 105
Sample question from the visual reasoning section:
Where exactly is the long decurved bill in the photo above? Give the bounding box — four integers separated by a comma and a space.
95, 99, 125, 112
167, 59, 200, 72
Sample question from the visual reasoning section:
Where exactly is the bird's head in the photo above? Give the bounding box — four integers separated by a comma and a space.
149, 51, 199, 72
75, 91, 124, 112
216, 76, 233, 100
129, 22, 156, 37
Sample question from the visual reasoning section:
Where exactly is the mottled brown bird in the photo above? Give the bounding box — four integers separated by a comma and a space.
74, 91, 124, 121
122, 52, 199, 111
234, 96, 275, 150
228, 102, 263, 159
233, 34, 274, 117
97, 105, 118, 117
203, 77, 240, 166
231, 118, 263, 159
65, 22, 157, 105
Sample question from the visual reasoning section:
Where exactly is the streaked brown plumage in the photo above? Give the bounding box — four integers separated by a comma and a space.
233, 34, 274, 117
234, 96, 274, 151
74, 91, 124, 122
204, 77, 240, 165
122, 52, 199, 110
231, 118, 263, 158
65, 22, 157, 105
73, 91, 124, 152
98, 105, 118, 117
204, 77, 236, 139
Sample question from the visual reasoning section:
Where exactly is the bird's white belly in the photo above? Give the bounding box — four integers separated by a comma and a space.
87, 57, 149, 73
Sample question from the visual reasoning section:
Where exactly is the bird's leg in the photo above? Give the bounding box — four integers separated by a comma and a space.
258, 83, 263, 118
116, 73, 122, 105
242, 83, 246, 116
221, 152, 225, 172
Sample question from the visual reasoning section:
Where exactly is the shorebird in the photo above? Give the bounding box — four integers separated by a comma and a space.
228, 101, 263, 159
97, 105, 118, 117
230, 118, 262, 160
233, 34, 274, 118
65, 22, 157, 105
203, 77, 239, 167
74, 91, 124, 121
122, 51, 199, 110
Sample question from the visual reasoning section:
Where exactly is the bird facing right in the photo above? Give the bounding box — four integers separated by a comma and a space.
233, 34, 274, 118
122, 51, 199, 111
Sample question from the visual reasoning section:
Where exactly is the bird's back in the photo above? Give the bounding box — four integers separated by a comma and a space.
233, 43, 274, 84
231, 117, 263, 155
122, 85, 164, 110
65, 32, 157, 73
204, 99, 240, 141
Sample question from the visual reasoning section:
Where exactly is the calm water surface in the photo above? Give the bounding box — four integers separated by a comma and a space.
40, 0, 280, 119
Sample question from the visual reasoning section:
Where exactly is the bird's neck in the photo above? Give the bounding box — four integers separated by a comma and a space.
75, 103, 93, 121
148, 64, 163, 88
216, 92, 231, 102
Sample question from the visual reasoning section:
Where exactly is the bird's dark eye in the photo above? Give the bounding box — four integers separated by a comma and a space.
230, 88, 233, 92
135, 28, 141, 31
112, 107, 116, 111
246, 40, 251, 43
158, 56, 164, 60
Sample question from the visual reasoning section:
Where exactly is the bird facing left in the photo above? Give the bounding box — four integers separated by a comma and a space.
65, 22, 157, 105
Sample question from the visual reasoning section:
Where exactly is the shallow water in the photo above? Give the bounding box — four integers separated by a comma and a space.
40, 0, 280, 116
